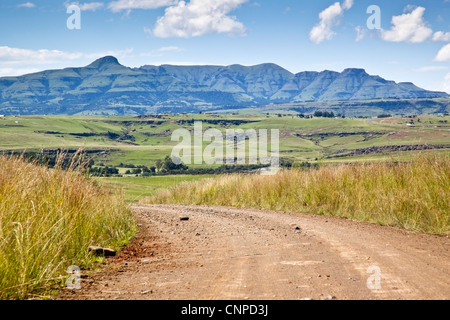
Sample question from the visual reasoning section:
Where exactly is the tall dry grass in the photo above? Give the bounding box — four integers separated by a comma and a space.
147, 154, 449, 235
0, 155, 137, 299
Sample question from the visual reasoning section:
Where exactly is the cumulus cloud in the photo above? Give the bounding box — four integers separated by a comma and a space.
18, 2, 35, 8
435, 43, 450, 62
309, 0, 354, 44
433, 31, 450, 42
381, 7, 432, 43
152, 0, 249, 38
108, 0, 178, 12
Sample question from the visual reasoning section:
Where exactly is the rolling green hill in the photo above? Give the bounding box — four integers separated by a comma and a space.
0, 56, 447, 116
1, 114, 449, 166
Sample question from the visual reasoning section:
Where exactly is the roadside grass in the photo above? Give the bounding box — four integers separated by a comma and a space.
146, 154, 449, 235
0, 155, 137, 299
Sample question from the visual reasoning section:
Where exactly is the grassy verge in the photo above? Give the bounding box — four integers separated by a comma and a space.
0, 155, 137, 299
146, 154, 449, 235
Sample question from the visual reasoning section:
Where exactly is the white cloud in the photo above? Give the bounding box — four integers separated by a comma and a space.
152, 0, 249, 38
413, 66, 448, 72
18, 2, 35, 8
0, 68, 41, 77
85, 48, 135, 60
355, 26, 366, 42
0, 46, 134, 76
0, 46, 82, 76
430, 72, 450, 94
108, 0, 178, 13
140, 46, 184, 56
0, 47, 83, 65
309, 0, 354, 44
144, 60, 206, 66
442, 73, 450, 94
381, 7, 432, 43
435, 43, 450, 62
156, 46, 184, 52
433, 31, 450, 42
79, 2, 104, 11
65, 2, 104, 11
342, 0, 353, 10
403, 4, 418, 13
144, 26, 153, 35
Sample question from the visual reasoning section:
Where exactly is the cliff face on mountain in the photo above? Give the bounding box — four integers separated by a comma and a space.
0, 56, 447, 115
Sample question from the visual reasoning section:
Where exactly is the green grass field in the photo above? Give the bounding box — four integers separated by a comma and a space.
1, 114, 449, 165
1, 114, 449, 201
97, 175, 214, 203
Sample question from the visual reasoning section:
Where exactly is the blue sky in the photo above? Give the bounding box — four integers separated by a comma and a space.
0, 0, 449, 92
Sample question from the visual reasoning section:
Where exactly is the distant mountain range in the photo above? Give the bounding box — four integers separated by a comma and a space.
0, 56, 448, 115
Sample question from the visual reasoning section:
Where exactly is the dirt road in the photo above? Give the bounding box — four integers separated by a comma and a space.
61, 205, 450, 300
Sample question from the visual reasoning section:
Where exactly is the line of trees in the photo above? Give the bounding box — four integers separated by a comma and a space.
313, 111, 335, 118
120, 156, 270, 176
89, 166, 119, 177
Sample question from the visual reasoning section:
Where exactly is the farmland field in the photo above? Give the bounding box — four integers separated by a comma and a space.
1, 114, 449, 200
1, 114, 449, 160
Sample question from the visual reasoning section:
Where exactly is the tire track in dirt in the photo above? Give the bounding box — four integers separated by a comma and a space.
60, 205, 450, 300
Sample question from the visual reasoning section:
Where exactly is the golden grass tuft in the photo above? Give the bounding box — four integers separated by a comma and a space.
0, 154, 137, 299
146, 154, 449, 235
